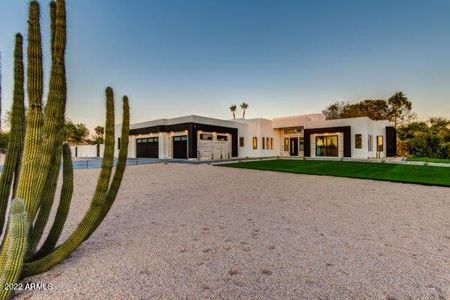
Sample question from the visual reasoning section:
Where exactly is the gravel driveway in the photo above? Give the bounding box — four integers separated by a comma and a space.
17, 164, 450, 299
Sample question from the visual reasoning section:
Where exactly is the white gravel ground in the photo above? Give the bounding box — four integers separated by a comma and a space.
16, 163, 450, 300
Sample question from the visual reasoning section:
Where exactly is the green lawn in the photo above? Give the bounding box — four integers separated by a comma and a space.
406, 157, 450, 164
221, 159, 450, 187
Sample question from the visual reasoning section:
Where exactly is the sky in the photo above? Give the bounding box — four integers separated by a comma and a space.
0, 0, 449, 131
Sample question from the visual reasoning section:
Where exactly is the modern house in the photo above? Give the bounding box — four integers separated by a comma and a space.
114, 113, 396, 160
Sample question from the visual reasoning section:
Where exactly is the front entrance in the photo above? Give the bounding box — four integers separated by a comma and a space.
290, 137, 298, 156
136, 137, 159, 158
173, 135, 188, 159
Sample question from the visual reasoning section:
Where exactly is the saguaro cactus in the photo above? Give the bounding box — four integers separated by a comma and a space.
0, 0, 131, 294
0, 34, 25, 233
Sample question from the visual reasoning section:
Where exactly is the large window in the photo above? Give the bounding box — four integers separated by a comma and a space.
355, 134, 362, 149
377, 135, 384, 152
252, 137, 258, 149
316, 135, 338, 157
239, 137, 244, 147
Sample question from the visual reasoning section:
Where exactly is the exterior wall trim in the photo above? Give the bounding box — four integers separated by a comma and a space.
129, 122, 238, 158
304, 126, 351, 157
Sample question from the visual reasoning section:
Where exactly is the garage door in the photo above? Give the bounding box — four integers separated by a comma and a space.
136, 137, 159, 158
173, 136, 188, 159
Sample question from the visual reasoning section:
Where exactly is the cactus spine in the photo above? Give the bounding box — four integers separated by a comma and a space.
0, 0, 130, 291
0, 34, 25, 234
0, 200, 28, 300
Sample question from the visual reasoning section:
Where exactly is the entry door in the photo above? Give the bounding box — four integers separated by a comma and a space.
290, 137, 298, 156
173, 136, 188, 159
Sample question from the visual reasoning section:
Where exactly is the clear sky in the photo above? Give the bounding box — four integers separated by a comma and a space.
1, 0, 449, 130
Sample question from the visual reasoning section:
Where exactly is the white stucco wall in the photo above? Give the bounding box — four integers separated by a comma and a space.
233, 118, 279, 158
117, 114, 393, 160
70, 144, 104, 158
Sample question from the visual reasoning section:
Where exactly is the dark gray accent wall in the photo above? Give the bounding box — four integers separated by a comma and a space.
386, 126, 397, 157
129, 122, 238, 159
304, 126, 352, 157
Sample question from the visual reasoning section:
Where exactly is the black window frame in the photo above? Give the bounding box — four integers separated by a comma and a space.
315, 135, 339, 157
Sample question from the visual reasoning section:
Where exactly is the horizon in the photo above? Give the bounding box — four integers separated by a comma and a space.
1, 0, 449, 131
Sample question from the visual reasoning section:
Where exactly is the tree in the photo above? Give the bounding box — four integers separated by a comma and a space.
93, 125, 104, 144
64, 119, 89, 144
240, 102, 248, 119
387, 92, 413, 128
397, 118, 450, 158
323, 100, 388, 120
229, 105, 237, 120
323, 92, 414, 128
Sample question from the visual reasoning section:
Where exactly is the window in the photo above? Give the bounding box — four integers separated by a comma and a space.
174, 136, 188, 141
355, 134, 362, 149
217, 135, 228, 141
262, 137, 265, 149
239, 137, 244, 147
284, 138, 289, 151
283, 127, 304, 134
377, 135, 384, 152
266, 137, 270, 150
299, 137, 304, 152
252, 137, 258, 149
270, 138, 274, 149
118, 138, 121, 149
200, 133, 213, 140
368, 135, 373, 152
316, 135, 338, 157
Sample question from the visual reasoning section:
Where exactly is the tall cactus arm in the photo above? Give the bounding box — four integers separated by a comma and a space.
29, 0, 69, 242
0, 34, 25, 234
22, 87, 118, 276
15, 1, 45, 223
32, 144, 73, 261
27, 0, 67, 222
0, 199, 29, 300
88, 96, 130, 238
27, 148, 62, 256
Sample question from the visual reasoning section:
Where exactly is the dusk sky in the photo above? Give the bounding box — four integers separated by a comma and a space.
1, 0, 449, 130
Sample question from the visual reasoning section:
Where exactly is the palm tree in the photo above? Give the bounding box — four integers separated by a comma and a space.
230, 104, 237, 119
240, 102, 248, 119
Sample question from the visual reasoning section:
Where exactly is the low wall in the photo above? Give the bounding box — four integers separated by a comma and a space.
70, 144, 104, 158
